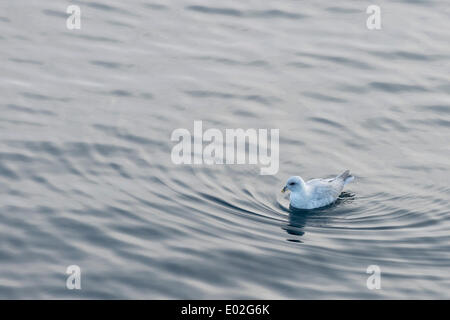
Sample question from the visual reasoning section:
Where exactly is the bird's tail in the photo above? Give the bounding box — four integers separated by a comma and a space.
338, 170, 354, 185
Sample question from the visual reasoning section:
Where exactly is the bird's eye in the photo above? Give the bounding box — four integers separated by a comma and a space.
289, 182, 295, 186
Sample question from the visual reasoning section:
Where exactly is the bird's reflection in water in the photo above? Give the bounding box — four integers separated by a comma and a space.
283, 192, 355, 242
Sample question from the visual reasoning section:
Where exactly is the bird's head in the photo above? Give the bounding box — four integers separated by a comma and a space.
282, 176, 304, 193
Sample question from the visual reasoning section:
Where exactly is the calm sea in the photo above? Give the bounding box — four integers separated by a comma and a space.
0, 0, 449, 299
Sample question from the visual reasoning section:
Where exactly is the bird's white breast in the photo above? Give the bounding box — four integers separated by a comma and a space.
290, 184, 339, 209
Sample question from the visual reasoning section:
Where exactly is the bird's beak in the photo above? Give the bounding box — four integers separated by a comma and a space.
281, 186, 287, 193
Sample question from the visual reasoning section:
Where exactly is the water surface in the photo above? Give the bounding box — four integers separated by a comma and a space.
0, 0, 449, 299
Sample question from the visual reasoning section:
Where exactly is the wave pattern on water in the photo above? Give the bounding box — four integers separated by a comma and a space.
0, 0, 449, 299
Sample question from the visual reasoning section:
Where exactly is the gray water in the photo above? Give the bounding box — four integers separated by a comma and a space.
1, 0, 450, 299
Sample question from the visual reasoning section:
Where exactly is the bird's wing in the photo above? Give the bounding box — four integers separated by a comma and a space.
306, 178, 342, 201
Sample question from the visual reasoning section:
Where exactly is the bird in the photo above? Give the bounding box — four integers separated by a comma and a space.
281, 170, 354, 209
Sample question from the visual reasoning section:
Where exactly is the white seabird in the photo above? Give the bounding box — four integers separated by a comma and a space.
282, 170, 354, 209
